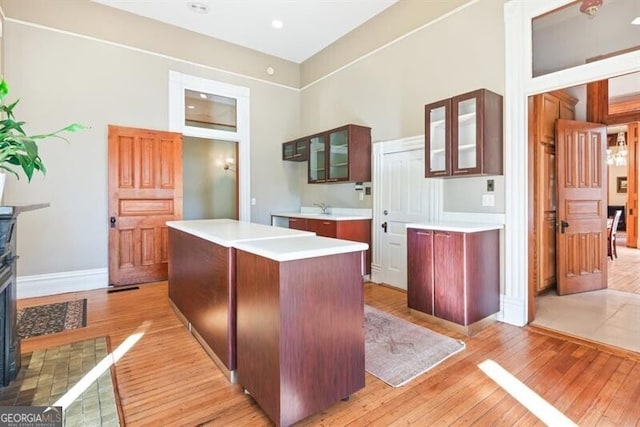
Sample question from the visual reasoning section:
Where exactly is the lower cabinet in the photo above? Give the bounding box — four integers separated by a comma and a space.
286, 217, 371, 274
407, 227, 500, 332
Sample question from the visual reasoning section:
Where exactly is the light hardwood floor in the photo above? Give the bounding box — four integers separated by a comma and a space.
18, 282, 640, 426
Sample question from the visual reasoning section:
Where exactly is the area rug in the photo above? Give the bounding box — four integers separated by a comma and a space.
0, 337, 121, 426
365, 305, 465, 387
17, 299, 87, 339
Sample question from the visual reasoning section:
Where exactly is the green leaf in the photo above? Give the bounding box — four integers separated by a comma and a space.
0, 80, 8, 101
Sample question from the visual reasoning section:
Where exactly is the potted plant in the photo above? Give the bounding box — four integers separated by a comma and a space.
0, 79, 85, 184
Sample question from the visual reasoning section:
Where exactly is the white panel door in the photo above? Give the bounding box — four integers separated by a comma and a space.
380, 148, 429, 289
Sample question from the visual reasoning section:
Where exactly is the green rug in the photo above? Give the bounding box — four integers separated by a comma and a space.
0, 337, 121, 426
17, 299, 87, 339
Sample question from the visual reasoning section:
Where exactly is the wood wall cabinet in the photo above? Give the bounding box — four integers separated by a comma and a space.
529, 90, 577, 295
282, 139, 308, 161
407, 226, 500, 334
425, 89, 503, 178
308, 124, 371, 183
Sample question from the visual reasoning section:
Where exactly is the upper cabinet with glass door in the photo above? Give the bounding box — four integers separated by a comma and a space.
425, 89, 503, 178
308, 124, 371, 184
282, 138, 308, 161
309, 134, 326, 182
425, 99, 451, 177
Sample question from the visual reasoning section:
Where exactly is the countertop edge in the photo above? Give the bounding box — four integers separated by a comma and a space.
271, 212, 372, 221
407, 222, 504, 232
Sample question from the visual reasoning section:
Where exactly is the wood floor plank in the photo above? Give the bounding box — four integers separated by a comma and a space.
13, 281, 640, 427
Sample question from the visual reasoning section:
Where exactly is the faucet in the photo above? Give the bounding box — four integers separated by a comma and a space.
313, 202, 330, 214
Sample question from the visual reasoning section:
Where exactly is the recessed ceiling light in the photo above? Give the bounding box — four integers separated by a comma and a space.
632, 17, 640, 25
187, 2, 209, 14
266, 66, 275, 76
271, 19, 283, 29
199, 93, 207, 99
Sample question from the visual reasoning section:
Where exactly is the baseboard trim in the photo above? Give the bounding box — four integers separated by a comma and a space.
498, 294, 527, 327
17, 268, 109, 299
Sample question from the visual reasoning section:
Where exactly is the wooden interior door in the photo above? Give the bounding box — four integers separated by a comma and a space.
555, 119, 607, 295
108, 125, 183, 286
626, 122, 638, 248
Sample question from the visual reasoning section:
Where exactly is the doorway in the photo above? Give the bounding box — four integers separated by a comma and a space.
528, 80, 640, 353
169, 71, 251, 221
183, 137, 239, 220
502, 0, 640, 327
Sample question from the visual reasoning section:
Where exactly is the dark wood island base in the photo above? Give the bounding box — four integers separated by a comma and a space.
235, 249, 365, 427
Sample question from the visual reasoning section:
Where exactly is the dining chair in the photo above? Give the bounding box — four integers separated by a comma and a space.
607, 210, 623, 260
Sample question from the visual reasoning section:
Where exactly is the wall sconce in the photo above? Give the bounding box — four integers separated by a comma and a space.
223, 157, 235, 171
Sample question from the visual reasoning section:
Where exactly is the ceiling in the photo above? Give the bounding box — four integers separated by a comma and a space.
92, 0, 398, 63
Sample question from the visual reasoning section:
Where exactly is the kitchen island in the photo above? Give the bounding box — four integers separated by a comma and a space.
167, 219, 368, 426
233, 235, 368, 427
167, 219, 314, 382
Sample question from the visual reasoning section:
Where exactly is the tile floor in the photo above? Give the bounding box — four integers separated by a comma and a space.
533, 235, 640, 353
532, 288, 640, 353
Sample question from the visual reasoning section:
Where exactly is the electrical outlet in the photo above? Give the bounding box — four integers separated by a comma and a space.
359, 192, 364, 201
251, 198, 256, 206
365, 187, 371, 195
482, 194, 495, 207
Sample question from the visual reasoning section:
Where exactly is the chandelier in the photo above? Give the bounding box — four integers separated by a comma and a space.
607, 131, 627, 166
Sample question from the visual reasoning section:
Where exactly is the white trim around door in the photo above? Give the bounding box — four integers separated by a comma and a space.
169, 71, 251, 221
503, 0, 640, 326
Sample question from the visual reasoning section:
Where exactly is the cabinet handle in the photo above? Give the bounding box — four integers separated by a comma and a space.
290, 219, 298, 222
436, 232, 451, 238
452, 170, 468, 174
326, 179, 339, 182
415, 231, 432, 236
322, 222, 332, 225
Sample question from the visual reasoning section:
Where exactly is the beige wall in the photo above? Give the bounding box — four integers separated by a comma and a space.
299, 0, 506, 213
3, 13, 301, 276
608, 165, 628, 206
2, 0, 508, 280
183, 137, 238, 220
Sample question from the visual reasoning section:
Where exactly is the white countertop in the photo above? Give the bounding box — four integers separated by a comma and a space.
271, 212, 372, 221
271, 207, 372, 221
406, 222, 504, 233
167, 219, 315, 247
233, 235, 369, 262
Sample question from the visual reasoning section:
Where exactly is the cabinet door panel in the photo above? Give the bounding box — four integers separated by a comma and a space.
309, 134, 326, 182
433, 231, 465, 324
328, 129, 349, 182
407, 229, 434, 314
308, 219, 337, 237
288, 218, 308, 230
454, 97, 478, 171
425, 100, 451, 177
